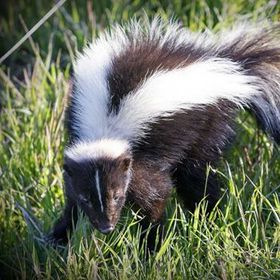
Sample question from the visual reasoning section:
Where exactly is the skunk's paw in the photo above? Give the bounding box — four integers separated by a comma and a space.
44, 232, 68, 247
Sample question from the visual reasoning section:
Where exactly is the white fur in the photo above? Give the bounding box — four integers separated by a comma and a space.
72, 58, 259, 144
70, 18, 263, 153
95, 169, 104, 212
65, 139, 129, 161
73, 32, 127, 140
108, 58, 259, 142
215, 21, 277, 50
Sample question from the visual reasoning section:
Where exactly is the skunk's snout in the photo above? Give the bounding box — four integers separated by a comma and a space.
99, 224, 114, 234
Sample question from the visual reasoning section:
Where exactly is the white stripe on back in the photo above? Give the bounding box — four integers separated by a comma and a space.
107, 58, 259, 142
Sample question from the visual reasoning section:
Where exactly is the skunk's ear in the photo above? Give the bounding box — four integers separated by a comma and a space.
117, 155, 132, 172
122, 157, 132, 171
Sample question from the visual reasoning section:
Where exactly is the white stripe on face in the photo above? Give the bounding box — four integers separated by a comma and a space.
95, 169, 104, 212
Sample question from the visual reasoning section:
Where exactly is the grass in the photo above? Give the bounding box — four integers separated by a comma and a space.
0, 0, 280, 279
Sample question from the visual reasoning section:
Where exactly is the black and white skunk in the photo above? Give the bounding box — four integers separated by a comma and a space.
48, 18, 280, 247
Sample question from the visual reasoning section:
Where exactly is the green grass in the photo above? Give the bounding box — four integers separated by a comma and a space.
0, 0, 280, 279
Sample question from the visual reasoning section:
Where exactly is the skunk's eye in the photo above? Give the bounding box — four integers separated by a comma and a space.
82, 198, 90, 204
113, 195, 120, 201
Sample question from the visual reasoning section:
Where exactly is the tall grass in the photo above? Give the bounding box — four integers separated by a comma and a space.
0, 0, 279, 279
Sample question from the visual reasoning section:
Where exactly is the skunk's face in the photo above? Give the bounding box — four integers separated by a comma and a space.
64, 154, 132, 234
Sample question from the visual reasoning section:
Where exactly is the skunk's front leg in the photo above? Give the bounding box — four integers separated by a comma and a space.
129, 161, 173, 252
47, 196, 78, 244
138, 199, 167, 253
46, 196, 78, 245
47, 174, 78, 244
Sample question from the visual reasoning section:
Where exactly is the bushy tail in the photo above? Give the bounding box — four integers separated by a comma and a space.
216, 23, 280, 143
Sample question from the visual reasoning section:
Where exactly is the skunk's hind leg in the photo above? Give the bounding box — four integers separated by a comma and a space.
173, 161, 221, 213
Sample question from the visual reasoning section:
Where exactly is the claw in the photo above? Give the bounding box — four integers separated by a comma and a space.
43, 232, 68, 248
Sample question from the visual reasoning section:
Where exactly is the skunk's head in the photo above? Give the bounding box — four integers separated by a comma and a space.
64, 139, 132, 234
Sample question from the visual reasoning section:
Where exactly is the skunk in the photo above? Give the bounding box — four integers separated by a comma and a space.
48, 18, 280, 248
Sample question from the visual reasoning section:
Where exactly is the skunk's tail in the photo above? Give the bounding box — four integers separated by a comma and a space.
216, 23, 280, 143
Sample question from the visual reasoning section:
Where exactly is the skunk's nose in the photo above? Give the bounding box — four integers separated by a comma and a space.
99, 225, 114, 234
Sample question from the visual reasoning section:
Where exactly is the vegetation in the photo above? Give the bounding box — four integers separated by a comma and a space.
0, 0, 279, 279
